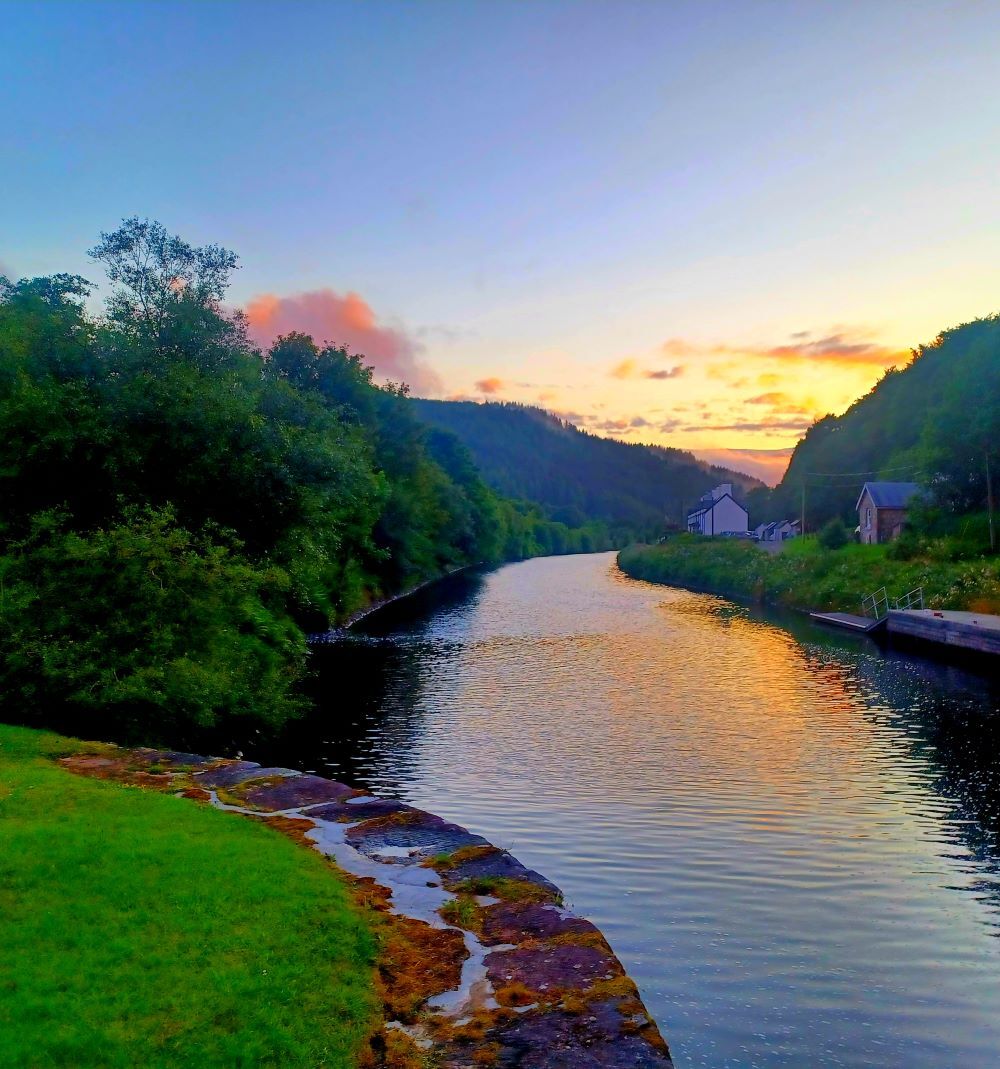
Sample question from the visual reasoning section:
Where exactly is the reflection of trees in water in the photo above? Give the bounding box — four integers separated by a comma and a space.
759, 602, 1000, 910
243, 567, 490, 790
242, 640, 426, 792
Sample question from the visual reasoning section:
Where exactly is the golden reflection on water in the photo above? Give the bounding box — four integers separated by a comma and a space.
311, 552, 1000, 1069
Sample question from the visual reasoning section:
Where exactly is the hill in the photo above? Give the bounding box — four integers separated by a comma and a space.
749, 315, 1000, 532
411, 399, 763, 538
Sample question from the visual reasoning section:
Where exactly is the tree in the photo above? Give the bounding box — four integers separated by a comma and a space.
89, 217, 241, 356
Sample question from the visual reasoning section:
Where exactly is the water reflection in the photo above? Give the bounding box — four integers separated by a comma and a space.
251, 553, 1000, 1068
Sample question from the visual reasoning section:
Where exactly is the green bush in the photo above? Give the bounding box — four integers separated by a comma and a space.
0, 509, 304, 741
818, 517, 849, 550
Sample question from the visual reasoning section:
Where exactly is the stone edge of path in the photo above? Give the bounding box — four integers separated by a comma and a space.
60, 746, 674, 1069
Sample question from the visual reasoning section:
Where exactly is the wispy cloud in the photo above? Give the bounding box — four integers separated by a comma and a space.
696, 418, 814, 433
610, 358, 685, 380
662, 329, 907, 369
609, 359, 638, 380
245, 288, 442, 395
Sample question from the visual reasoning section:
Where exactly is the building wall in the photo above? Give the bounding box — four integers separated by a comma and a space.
858, 490, 877, 543
877, 507, 908, 543
858, 491, 909, 543
706, 496, 749, 535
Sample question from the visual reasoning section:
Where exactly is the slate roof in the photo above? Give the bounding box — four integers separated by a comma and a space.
856, 481, 921, 510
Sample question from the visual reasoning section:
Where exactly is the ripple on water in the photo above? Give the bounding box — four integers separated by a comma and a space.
265, 553, 1000, 1068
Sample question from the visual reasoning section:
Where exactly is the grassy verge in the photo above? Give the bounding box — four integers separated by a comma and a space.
618, 534, 1000, 614
0, 723, 377, 1069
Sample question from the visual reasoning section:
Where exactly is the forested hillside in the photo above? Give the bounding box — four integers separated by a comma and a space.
412, 399, 762, 538
0, 220, 610, 742
749, 316, 1000, 531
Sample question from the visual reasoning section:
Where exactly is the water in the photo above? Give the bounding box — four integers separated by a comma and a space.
256, 552, 1000, 1068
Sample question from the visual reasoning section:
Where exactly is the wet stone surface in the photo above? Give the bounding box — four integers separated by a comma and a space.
347, 811, 490, 863
480, 900, 598, 946
308, 797, 412, 822
486, 942, 623, 992
487, 1000, 672, 1069
241, 774, 359, 811
59, 745, 674, 1067
439, 845, 560, 895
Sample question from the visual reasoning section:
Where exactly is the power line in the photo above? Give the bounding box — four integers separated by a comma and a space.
803, 463, 924, 478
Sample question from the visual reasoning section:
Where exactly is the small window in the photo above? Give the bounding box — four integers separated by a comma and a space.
866, 507, 872, 526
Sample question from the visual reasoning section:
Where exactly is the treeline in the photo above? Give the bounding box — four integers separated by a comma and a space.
750, 316, 1000, 540
0, 219, 610, 742
412, 398, 762, 538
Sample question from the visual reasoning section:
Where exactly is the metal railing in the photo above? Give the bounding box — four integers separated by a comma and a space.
861, 587, 890, 620
894, 587, 925, 611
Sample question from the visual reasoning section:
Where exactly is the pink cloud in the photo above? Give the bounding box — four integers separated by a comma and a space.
474, 376, 505, 394
245, 289, 442, 395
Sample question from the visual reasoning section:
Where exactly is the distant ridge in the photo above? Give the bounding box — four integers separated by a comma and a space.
411, 399, 762, 536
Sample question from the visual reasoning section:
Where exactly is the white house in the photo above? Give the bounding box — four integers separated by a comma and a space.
686, 483, 749, 536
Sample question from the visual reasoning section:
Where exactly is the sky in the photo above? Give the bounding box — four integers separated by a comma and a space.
4, 0, 1000, 484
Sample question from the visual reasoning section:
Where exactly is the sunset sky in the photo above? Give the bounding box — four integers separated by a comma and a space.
5, 0, 1000, 482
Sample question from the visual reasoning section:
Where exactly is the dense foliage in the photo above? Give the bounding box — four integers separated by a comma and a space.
0, 220, 605, 741
412, 399, 762, 538
750, 316, 1000, 540
619, 535, 1000, 615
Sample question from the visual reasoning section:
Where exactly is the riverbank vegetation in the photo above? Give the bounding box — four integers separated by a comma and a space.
0, 723, 376, 1068
0, 219, 609, 744
619, 534, 1000, 614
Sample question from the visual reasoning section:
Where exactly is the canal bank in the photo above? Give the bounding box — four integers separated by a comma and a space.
57, 740, 672, 1068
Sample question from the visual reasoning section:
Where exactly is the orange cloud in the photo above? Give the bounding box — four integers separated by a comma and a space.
609, 359, 638, 379
474, 376, 504, 394
245, 288, 442, 394
665, 330, 907, 369
759, 333, 907, 365
610, 358, 684, 380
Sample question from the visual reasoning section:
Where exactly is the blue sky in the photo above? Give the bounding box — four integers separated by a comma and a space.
4, 0, 1000, 480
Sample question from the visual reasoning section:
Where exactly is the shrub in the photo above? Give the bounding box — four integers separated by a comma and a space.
818, 517, 849, 550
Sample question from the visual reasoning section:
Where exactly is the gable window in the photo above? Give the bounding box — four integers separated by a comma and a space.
866, 507, 872, 527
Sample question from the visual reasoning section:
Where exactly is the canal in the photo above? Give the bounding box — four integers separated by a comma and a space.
254, 551, 1000, 1068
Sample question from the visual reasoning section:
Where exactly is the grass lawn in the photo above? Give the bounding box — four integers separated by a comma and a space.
0, 724, 377, 1069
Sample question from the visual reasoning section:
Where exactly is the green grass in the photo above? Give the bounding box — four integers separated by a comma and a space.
0, 724, 377, 1068
618, 534, 1000, 613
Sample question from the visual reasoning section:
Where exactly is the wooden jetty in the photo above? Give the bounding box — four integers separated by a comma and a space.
886, 609, 1000, 657
809, 611, 887, 634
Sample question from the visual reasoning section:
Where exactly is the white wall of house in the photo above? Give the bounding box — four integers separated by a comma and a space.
693, 495, 748, 535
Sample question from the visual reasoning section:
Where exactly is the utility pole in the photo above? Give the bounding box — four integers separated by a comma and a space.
800, 481, 806, 536
987, 449, 996, 553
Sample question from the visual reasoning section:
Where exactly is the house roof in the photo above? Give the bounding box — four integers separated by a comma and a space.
686, 492, 747, 521
855, 481, 921, 511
